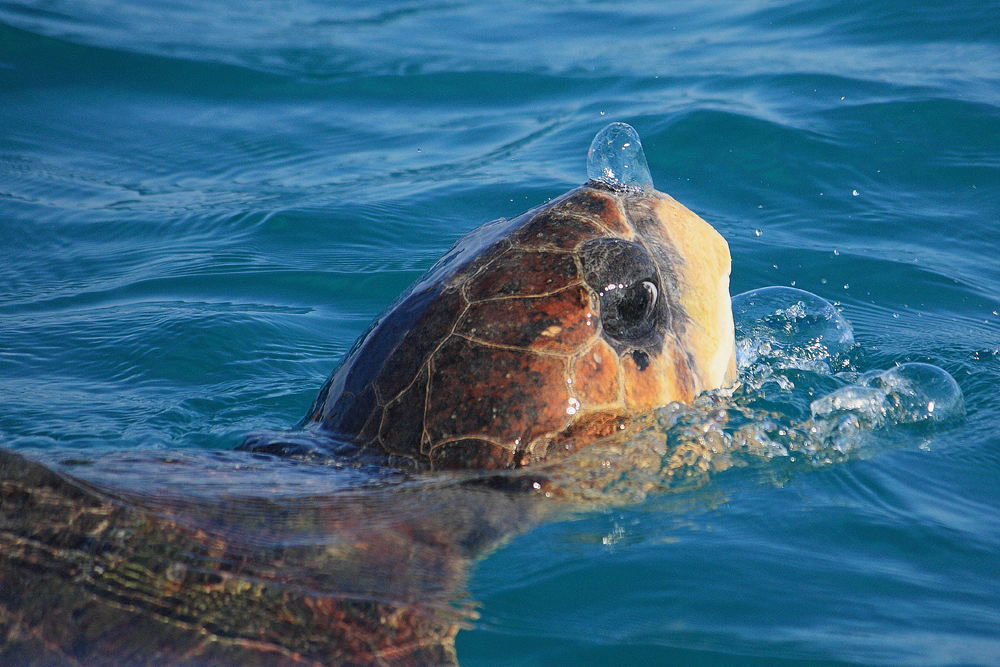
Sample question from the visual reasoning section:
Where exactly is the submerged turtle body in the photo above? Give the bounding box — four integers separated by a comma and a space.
288, 180, 737, 469
0, 448, 522, 667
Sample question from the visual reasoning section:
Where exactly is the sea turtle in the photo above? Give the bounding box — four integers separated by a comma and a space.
1, 124, 737, 666
243, 125, 737, 470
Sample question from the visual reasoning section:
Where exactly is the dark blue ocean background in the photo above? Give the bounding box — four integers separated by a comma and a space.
2, 1, 999, 665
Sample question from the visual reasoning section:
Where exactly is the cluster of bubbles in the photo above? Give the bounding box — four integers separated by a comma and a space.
731, 286, 964, 429
694, 287, 962, 470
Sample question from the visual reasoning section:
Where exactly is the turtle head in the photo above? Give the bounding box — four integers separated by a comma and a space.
255, 125, 737, 471
578, 182, 738, 411
580, 122, 736, 405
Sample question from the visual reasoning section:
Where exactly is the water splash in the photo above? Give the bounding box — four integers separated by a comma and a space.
587, 122, 653, 190
812, 362, 966, 426
732, 286, 854, 374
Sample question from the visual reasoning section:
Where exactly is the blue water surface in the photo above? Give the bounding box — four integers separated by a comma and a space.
2, 1, 999, 665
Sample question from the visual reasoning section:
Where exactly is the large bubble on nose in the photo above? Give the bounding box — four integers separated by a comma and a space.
587, 122, 654, 190
731, 286, 854, 372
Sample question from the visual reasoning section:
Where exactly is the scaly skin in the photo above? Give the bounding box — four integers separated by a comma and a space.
269, 181, 736, 470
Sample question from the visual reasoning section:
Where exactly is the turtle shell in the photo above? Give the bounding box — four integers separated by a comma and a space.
292, 180, 736, 470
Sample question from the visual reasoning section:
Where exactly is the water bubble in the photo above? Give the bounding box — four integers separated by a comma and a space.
811, 362, 964, 426
587, 122, 653, 190
860, 363, 965, 423
731, 286, 854, 371
810, 386, 889, 427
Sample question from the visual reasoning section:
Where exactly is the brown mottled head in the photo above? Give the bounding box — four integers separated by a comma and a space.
293, 181, 736, 470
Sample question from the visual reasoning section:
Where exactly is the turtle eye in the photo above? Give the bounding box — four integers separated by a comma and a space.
602, 279, 658, 339
579, 238, 663, 347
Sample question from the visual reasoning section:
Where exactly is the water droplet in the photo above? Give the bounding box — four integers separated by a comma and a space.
587, 122, 653, 190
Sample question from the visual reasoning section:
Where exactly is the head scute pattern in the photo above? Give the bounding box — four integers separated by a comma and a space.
246, 124, 737, 470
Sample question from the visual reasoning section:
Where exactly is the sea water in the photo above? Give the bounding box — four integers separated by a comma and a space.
2, 1, 999, 665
